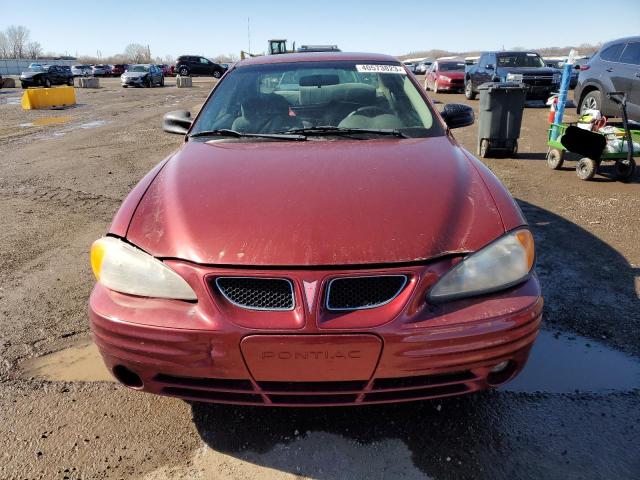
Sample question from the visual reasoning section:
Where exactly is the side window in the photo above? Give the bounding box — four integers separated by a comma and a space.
200, 58, 210, 65
600, 43, 625, 62
619, 42, 640, 65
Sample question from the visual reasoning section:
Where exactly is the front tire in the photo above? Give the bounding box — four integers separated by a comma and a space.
576, 157, 597, 180
580, 90, 602, 114
465, 81, 476, 100
213, 70, 222, 79
160, 76, 165, 87
546, 148, 565, 169
433, 81, 439, 94
179, 67, 189, 77
614, 158, 636, 182
67, 78, 74, 86
44, 78, 51, 88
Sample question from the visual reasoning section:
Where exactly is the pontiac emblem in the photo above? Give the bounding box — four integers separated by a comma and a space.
303, 280, 317, 313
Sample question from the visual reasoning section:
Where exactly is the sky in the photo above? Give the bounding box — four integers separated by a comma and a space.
1, 0, 638, 59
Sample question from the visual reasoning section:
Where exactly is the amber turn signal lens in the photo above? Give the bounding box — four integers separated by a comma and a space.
90, 240, 106, 280
515, 229, 535, 271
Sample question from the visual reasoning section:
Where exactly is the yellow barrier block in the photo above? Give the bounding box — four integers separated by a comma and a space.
21, 86, 76, 110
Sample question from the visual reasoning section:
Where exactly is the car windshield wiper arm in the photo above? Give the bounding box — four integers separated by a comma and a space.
283, 126, 409, 138
188, 129, 306, 141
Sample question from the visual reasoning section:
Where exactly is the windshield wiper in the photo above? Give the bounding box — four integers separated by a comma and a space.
188, 129, 306, 141
282, 126, 410, 138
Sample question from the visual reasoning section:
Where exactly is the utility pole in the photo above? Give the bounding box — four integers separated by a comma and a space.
248, 17, 251, 54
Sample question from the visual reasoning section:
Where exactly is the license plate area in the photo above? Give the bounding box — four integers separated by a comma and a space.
240, 334, 382, 382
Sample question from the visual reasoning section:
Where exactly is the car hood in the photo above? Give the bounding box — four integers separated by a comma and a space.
126, 137, 506, 266
20, 72, 42, 79
122, 71, 147, 78
438, 71, 465, 79
497, 67, 557, 76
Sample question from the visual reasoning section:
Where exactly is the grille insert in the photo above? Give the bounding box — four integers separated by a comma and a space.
326, 275, 407, 311
215, 277, 294, 311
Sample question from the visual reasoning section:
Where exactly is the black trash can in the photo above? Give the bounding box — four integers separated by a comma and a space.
477, 82, 526, 158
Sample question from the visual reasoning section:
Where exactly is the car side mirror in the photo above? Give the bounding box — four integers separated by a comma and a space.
441, 103, 475, 129
163, 110, 192, 135
486, 64, 495, 70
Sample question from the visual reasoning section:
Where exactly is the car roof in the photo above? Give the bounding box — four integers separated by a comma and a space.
237, 51, 399, 67
602, 36, 640, 47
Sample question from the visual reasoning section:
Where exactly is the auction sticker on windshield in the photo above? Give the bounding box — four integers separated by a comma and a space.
356, 64, 406, 74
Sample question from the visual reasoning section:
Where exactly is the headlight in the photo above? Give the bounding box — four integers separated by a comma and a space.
440, 75, 451, 82
428, 229, 535, 303
90, 237, 197, 300
506, 73, 523, 83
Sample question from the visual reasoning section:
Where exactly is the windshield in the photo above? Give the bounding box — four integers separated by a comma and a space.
129, 65, 149, 72
439, 62, 465, 72
26, 66, 44, 72
191, 61, 442, 138
497, 53, 545, 68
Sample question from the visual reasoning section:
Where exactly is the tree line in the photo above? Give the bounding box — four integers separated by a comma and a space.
0, 25, 44, 59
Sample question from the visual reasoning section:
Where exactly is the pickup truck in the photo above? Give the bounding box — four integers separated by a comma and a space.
464, 51, 561, 100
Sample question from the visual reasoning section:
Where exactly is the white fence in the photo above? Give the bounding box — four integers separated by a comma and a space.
0, 59, 76, 76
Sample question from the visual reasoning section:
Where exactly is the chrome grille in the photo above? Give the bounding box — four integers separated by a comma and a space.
215, 277, 294, 311
326, 275, 407, 311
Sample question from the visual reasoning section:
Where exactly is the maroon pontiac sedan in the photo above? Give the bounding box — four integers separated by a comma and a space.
89, 52, 541, 406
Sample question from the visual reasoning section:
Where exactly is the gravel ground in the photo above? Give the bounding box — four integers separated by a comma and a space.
0, 77, 638, 479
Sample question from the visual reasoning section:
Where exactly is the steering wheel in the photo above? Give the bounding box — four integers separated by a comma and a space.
351, 106, 392, 118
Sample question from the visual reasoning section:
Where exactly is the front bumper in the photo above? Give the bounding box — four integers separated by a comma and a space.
121, 77, 145, 86
89, 261, 543, 407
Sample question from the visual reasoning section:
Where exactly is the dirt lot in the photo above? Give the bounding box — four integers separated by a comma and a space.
0, 77, 638, 479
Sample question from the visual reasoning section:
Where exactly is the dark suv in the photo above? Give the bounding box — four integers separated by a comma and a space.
174, 55, 225, 78
574, 36, 640, 121
465, 51, 560, 100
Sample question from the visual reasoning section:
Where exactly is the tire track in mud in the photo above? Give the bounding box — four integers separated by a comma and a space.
0, 184, 122, 217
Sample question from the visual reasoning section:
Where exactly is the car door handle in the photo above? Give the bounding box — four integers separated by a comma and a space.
636, 73, 640, 78
605, 67, 613, 72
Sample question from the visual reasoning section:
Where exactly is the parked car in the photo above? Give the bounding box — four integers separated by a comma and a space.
544, 59, 579, 89
120, 64, 164, 87
174, 55, 226, 78
71, 64, 92, 77
156, 64, 172, 76
465, 51, 560, 100
90, 51, 541, 407
402, 61, 416, 73
424, 60, 466, 93
414, 59, 433, 74
574, 36, 640, 121
111, 64, 127, 77
20, 65, 74, 88
91, 64, 109, 76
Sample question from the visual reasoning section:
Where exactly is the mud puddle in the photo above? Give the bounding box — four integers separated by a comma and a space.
20, 338, 114, 382
504, 330, 640, 393
0, 96, 21, 105
19, 330, 640, 394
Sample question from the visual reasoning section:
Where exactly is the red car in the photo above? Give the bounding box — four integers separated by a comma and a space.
89, 52, 542, 407
424, 60, 466, 93
156, 64, 172, 77
111, 64, 127, 77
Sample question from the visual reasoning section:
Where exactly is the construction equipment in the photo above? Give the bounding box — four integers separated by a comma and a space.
241, 39, 339, 60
